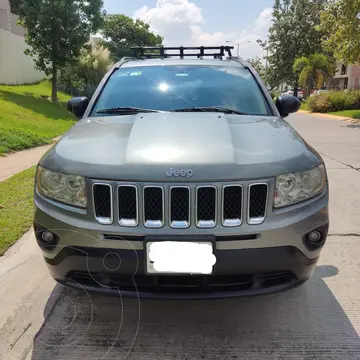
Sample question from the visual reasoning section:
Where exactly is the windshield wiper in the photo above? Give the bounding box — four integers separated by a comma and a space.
171, 106, 249, 115
96, 107, 160, 115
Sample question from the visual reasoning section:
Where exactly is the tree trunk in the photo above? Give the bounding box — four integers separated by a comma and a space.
51, 65, 58, 103
293, 82, 298, 98
306, 76, 313, 99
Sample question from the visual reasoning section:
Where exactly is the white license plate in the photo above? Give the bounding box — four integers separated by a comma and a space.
146, 241, 216, 275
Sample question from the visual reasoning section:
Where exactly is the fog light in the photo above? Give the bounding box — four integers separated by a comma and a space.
41, 231, 54, 243
308, 231, 322, 243
34, 223, 59, 251
303, 225, 328, 250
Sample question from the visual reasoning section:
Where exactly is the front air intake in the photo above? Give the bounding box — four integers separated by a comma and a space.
118, 185, 138, 227
222, 185, 243, 227
248, 183, 268, 225
196, 186, 217, 228
144, 186, 164, 228
170, 186, 190, 228
93, 183, 113, 225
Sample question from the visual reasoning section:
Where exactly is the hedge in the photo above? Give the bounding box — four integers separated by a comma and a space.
308, 90, 360, 113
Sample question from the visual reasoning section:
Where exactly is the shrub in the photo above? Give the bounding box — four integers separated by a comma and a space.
308, 94, 330, 112
59, 42, 113, 98
308, 90, 360, 113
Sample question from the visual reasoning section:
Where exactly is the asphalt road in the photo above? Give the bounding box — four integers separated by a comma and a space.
1, 113, 360, 360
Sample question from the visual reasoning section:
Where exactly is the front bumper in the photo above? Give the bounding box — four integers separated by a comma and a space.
34, 189, 329, 299
44, 245, 318, 299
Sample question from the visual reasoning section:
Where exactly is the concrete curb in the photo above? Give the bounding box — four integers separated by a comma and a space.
298, 110, 356, 122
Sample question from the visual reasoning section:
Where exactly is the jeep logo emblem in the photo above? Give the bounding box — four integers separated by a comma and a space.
166, 168, 194, 178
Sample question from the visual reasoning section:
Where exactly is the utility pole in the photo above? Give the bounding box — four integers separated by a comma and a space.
266, 48, 269, 69
263, 40, 269, 70
226, 40, 252, 57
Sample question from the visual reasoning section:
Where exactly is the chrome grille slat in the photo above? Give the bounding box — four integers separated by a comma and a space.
222, 185, 243, 227
170, 186, 190, 229
196, 186, 217, 228
143, 186, 164, 228
118, 185, 138, 227
93, 183, 113, 225
248, 183, 268, 225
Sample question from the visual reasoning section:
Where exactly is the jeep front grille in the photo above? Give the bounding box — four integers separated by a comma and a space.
170, 187, 190, 228
196, 186, 217, 228
92, 181, 269, 228
93, 184, 113, 225
248, 183, 268, 225
222, 185, 243, 227
118, 185, 138, 227
143, 186, 164, 228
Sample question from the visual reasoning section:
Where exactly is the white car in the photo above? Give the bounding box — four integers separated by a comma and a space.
282, 89, 304, 101
310, 89, 329, 97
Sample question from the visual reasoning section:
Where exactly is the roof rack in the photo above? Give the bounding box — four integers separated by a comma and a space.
131, 46, 234, 59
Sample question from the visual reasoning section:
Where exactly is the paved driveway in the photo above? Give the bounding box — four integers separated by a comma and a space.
289, 113, 360, 235
1, 113, 360, 360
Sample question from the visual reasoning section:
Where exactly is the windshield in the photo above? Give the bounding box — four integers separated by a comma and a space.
92, 65, 271, 116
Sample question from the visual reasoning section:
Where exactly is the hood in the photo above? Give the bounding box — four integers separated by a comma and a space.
40, 112, 321, 181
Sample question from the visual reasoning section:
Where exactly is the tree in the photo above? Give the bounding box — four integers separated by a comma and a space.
261, 0, 327, 93
59, 39, 113, 98
293, 53, 335, 97
318, 0, 360, 64
101, 14, 163, 61
246, 57, 266, 78
17, 0, 104, 102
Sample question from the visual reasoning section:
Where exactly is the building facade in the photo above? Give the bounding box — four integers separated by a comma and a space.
329, 63, 360, 91
0, 0, 44, 84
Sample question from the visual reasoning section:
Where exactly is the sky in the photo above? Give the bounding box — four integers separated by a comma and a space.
102, 0, 275, 59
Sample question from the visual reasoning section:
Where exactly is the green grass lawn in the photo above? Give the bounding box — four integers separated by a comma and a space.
0, 167, 35, 256
0, 81, 75, 155
300, 101, 360, 120
329, 109, 360, 120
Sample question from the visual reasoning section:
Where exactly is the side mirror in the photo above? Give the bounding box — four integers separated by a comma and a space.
275, 95, 301, 118
67, 97, 89, 119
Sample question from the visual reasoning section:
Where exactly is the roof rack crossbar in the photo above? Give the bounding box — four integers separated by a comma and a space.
131, 46, 234, 59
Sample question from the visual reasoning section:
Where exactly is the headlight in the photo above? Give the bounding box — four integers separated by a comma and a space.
36, 165, 87, 208
274, 164, 326, 208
